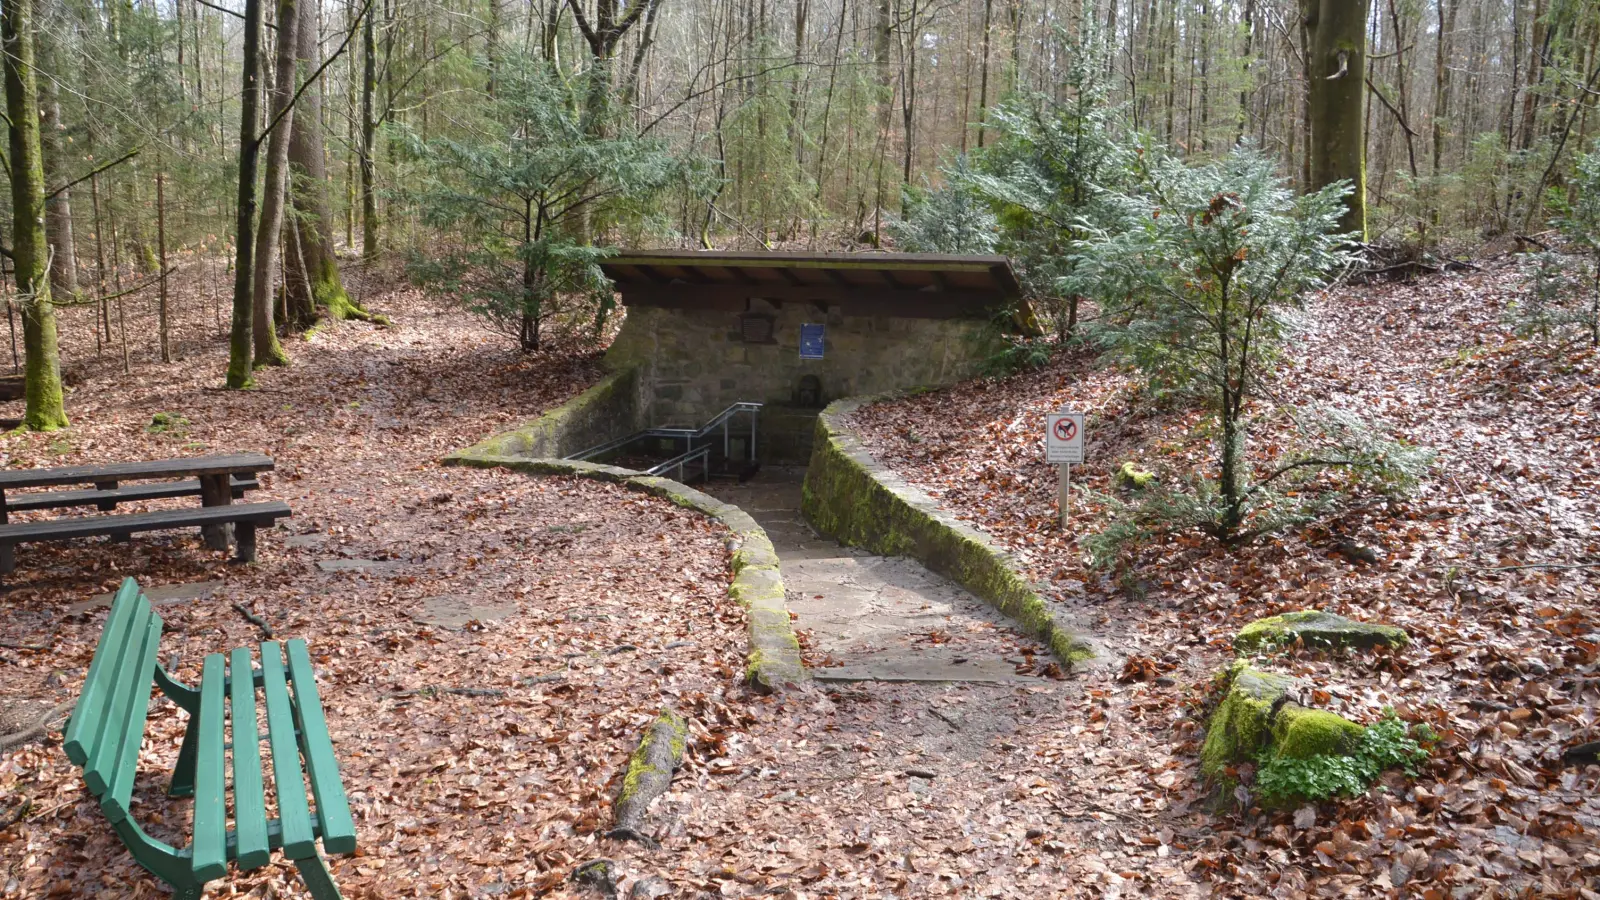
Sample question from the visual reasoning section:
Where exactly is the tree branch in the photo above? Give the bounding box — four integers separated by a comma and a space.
258, 0, 374, 143
1365, 77, 1419, 137
45, 148, 140, 203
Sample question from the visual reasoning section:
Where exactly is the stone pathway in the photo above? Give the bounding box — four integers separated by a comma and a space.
705, 468, 1046, 683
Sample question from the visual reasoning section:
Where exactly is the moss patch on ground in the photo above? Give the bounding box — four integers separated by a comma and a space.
802, 399, 1098, 669
1235, 610, 1408, 654
1200, 661, 1426, 806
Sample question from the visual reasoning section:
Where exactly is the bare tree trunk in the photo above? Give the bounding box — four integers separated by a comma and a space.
38, 40, 79, 304
157, 170, 170, 363
1305, 0, 1369, 238
253, 0, 299, 366
1518, 0, 1545, 150
361, 0, 378, 261
288, 0, 375, 321
226, 0, 265, 389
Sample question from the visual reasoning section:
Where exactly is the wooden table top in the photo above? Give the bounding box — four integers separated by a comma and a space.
0, 453, 275, 490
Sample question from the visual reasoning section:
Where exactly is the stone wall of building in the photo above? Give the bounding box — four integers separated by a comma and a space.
607, 300, 1002, 461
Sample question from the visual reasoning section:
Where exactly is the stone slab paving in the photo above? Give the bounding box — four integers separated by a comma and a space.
72, 580, 223, 615
705, 468, 1044, 684
315, 558, 408, 575
410, 594, 519, 630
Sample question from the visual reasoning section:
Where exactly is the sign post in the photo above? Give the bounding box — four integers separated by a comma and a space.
1045, 411, 1085, 528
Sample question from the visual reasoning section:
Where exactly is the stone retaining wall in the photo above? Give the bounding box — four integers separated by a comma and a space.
445, 367, 646, 464
801, 398, 1100, 667
441, 454, 806, 693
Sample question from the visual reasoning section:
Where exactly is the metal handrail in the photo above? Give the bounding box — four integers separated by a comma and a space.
646, 445, 712, 482
567, 401, 764, 463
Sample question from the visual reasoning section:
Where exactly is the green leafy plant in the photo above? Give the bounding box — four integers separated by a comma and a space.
888, 157, 1000, 254
1255, 711, 1432, 805
396, 53, 682, 351
1074, 147, 1428, 546
981, 335, 1054, 376
1514, 145, 1600, 347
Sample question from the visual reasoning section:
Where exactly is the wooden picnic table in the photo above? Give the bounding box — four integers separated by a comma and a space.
0, 453, 277, 556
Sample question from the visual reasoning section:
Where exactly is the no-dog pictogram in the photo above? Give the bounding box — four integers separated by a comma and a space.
1046, 411, 1085, 463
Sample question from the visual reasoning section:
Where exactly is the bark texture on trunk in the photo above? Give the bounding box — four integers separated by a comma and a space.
1306, 0, 1369, 238
39, 40, 79, 303
5, 0, 69, 429
288, 0, 376, 322
608, 709, 687, 847
226, 0, 265, 389
252, 0, 299, 366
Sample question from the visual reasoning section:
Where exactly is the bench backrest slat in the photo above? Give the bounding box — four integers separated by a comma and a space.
95, 614, 163, 823
285, 639, 356, 854
64, 579, 144, 767
82, 602, 160, 798
190, 653, 229, 882
229, 647, 271, 869
260, 641, 316, 859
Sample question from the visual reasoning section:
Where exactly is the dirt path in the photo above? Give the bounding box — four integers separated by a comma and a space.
678, 472, 1205, 899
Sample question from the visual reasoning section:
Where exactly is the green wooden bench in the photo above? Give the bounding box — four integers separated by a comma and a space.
64, 578, 356, 899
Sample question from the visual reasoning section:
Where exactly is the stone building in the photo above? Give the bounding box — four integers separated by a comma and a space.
450, 250, 1029, 469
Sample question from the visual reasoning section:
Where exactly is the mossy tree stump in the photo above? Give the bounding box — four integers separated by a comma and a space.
1200, 662, 1366, 788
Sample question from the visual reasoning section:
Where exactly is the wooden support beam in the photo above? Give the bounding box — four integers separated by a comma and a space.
621, 284, 999, 318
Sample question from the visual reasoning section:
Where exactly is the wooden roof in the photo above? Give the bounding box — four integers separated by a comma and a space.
600, 250, 1022, 319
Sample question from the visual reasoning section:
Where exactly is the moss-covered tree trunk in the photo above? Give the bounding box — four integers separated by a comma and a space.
251, 0, 298, 368
4, 0, 68, 430
226, 0, 264, 389
287, 0, 376, 323
1305, 0, 1369, 239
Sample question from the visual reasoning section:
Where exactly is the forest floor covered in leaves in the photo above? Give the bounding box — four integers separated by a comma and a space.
850, 255, 1600, 897
0, 256, 1595, 899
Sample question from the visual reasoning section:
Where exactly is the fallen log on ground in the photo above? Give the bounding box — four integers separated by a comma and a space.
609, 709, 688, 847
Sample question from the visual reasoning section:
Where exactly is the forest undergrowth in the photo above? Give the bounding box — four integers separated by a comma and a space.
851, 255, 1600, 895
0, 257, 1595, 898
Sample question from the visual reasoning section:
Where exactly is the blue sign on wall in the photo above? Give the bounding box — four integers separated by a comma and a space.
799, 323, 825, 359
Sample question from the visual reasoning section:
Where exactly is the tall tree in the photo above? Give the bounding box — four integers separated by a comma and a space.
252, 0, 300, 367
38, 37, 80, 304
4, 0, 69, 429
287, 0, 375, 321
360, 0, 378, 261
1305, 0, 1369, 238
226, 0, 265, 389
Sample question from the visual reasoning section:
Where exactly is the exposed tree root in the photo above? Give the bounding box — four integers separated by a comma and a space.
608, 709, 687, 848
233, 602, 274, 639
0, 699, 73, 752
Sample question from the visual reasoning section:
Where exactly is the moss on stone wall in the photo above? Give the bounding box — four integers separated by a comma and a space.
444, 367, 643, 464
802, 399, 1098, 668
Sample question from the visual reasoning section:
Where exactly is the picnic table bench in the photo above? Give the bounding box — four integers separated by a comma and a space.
0, 454, 288, 574
64, 578, 356, 899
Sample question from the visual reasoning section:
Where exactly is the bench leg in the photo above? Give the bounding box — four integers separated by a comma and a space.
234, 522, 257, 564
199, 475, 232, 552
0, 543, 12, 575
295, 853, 345, 900
169, 714, 200, 798
94, 479, 119, 512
